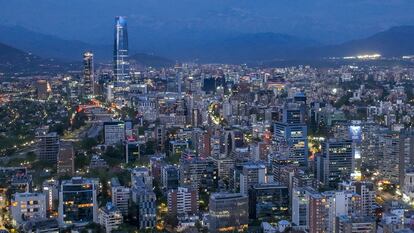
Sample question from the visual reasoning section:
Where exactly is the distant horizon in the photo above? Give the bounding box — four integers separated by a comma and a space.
1, 0, 414, 45
1, 1, 414, 66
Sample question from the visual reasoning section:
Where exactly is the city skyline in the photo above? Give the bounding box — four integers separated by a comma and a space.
1, 2, 414, 233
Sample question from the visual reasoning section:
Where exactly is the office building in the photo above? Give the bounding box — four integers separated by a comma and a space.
162, 165, 179, 190
104, 121, 125, 145
125, 140, 144, 163
208, 192, 249, 233
274, 122, 308, 166
179, 156, 218, 191
169, 140, 189, 157
113, 16, 130, 81
36, 131, 60, 162
211, 157, 235, 182
58, 177, 98, 227
318, 139, 353, 187
248, 183, 289, 222
57, 142, 74, 176
82, 51, 95, 99
240, 163, 266, 195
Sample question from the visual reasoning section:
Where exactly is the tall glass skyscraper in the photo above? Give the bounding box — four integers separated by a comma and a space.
83, 51, 94, 98
113, 16, 130, 81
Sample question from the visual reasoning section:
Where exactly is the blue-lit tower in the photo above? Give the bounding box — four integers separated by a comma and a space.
114, 16, 130, 81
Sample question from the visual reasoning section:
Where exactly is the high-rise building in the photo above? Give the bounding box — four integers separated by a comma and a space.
240, 163, 266, 195
291, 188, 310, 230
113, 16, 129, 81
211, 157, 235, 181
274, 122, 308, 166
36, 131, 60, 162
161, 165, 179, 190
167, 187, 198, 216
111, 178, 130, 216
179, 156, 218, 191
223, 130, 236, 156
317, 139, 353, 187
248, 183, 289, 222
339, 181, 376, 217
282, 103, 305, 124
208, 192, 249, 233
104, 121, 125, 145
58, 177, 98, 227
131, 185, 156, 229
11, 192, 46, 225
131, 167, 153, 189
272, 154, 298, 184
131, 168, 156, 229
34, 80, 51, 100
57, 142, 74, 176
125, 140, 144, 163
306, 188, 363, 233
82, 51, 95, 98
308, 191, 329, 233
42, 179, 59, 213
324, 191, 362, 233
399, 128, 414, 186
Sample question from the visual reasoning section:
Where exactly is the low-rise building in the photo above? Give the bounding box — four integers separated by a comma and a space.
98, 203, 123, 233
11, 192, 46, 225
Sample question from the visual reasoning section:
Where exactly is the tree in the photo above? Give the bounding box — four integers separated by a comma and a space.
144, 140, 156, 155
26, 151, 37, 162
102, 144, 124, 166
75, 152, 90, 170
72, 111, 88, 130
80, 138, 98, 153
165, 214, 179, 228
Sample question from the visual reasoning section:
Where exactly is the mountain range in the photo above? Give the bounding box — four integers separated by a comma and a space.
1, 25, 414, 73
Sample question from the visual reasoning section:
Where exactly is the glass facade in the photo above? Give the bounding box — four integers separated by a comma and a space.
60, 178, 97, 226
113, 16, 130, 81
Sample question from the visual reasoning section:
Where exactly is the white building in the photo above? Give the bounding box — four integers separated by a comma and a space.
98, 203, 123, 233
403, 169, 414, 203
261, 222, 277, 233
291, 188, 309, 230
324, 191, 361, 233
167, 187, 198, 215
240, 163, 266, 194
132, 167, 153, 189
339, 181, 376, 216
11, 192, 47, 225
111, 178, 130, 215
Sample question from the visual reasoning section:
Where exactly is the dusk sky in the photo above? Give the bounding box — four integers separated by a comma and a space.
1, 0, 414, 45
